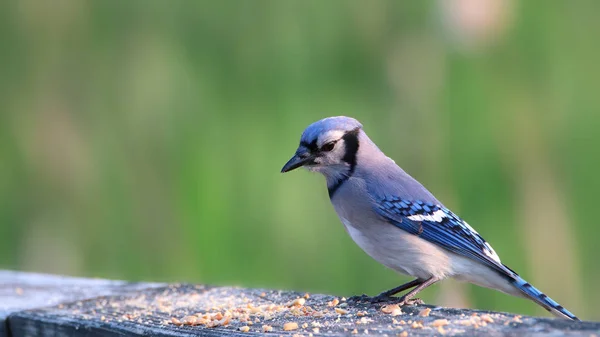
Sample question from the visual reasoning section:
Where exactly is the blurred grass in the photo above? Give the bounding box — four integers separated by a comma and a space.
0, 0, 599, 320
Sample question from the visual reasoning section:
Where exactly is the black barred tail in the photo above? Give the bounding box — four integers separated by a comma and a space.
512, 277, 579, 320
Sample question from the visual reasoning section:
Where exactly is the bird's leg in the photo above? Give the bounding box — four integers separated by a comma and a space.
348, 279, 423, 303
396, 276, 439, 306
375, 278, 424, 298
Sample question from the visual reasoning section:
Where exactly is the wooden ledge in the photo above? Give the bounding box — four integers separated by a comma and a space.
1, 271, 598, 336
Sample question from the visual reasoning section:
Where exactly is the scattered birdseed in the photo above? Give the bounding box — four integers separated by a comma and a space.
458, 319, 474, 326
335, 308, 349, 315
411, 321, 424, 329
288, 298, 306, 307
481, 314, 494, 323
283, 322, 299, 331
381, 304, 403, 316
418, 308, 431, 317
37, 283, 538, 336
432, 319, 449, 327
181, 315, 198, 325
357, 317, 373, 324
381, 304, 399, 314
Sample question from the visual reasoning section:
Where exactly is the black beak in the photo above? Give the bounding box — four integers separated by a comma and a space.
281, 151, 314, 173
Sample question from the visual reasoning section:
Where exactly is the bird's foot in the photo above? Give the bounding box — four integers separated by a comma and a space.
346, 294, 371, 303
347, 294, 396, 304
397, 297, 424, 306
347, 294, 425, 306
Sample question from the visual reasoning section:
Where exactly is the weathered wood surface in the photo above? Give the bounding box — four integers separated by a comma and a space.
2, 271, 599, 336
0, 271, 164, 337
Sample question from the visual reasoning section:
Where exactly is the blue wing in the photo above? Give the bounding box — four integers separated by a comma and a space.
374, 196, 581, 320
374, 196, 517, 278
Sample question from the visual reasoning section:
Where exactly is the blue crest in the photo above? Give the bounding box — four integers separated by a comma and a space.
300, 116, 362, 144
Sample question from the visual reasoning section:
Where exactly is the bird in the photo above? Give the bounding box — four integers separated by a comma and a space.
280, 116, 578, 320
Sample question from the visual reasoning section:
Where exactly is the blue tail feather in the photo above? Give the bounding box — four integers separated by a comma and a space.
512, 277, 579, 321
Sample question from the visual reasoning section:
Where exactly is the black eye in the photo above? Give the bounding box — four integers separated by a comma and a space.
321, 141, 336, 152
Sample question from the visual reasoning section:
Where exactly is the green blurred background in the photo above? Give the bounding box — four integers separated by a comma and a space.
1, 0, 599, 320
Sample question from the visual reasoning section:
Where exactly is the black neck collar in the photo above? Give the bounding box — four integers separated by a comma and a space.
328, 128, 360, 198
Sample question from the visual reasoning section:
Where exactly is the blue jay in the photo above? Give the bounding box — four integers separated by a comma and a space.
281, 116, 578, 320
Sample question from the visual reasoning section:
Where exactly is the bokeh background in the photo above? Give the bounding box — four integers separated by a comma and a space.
1, 0, 599, 320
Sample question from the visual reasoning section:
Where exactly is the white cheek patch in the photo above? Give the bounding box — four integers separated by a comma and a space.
317, 130, 345, 148
407, 209, 447, 222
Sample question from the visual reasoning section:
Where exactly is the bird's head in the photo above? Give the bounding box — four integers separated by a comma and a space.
281, 116, 363, 178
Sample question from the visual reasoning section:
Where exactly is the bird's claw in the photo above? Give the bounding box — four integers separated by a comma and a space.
347, 294, 425, 306
346, 294, 371, 303
347, 294, 396, 304
397, 297, 424, 306
370, 294, 397, 303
